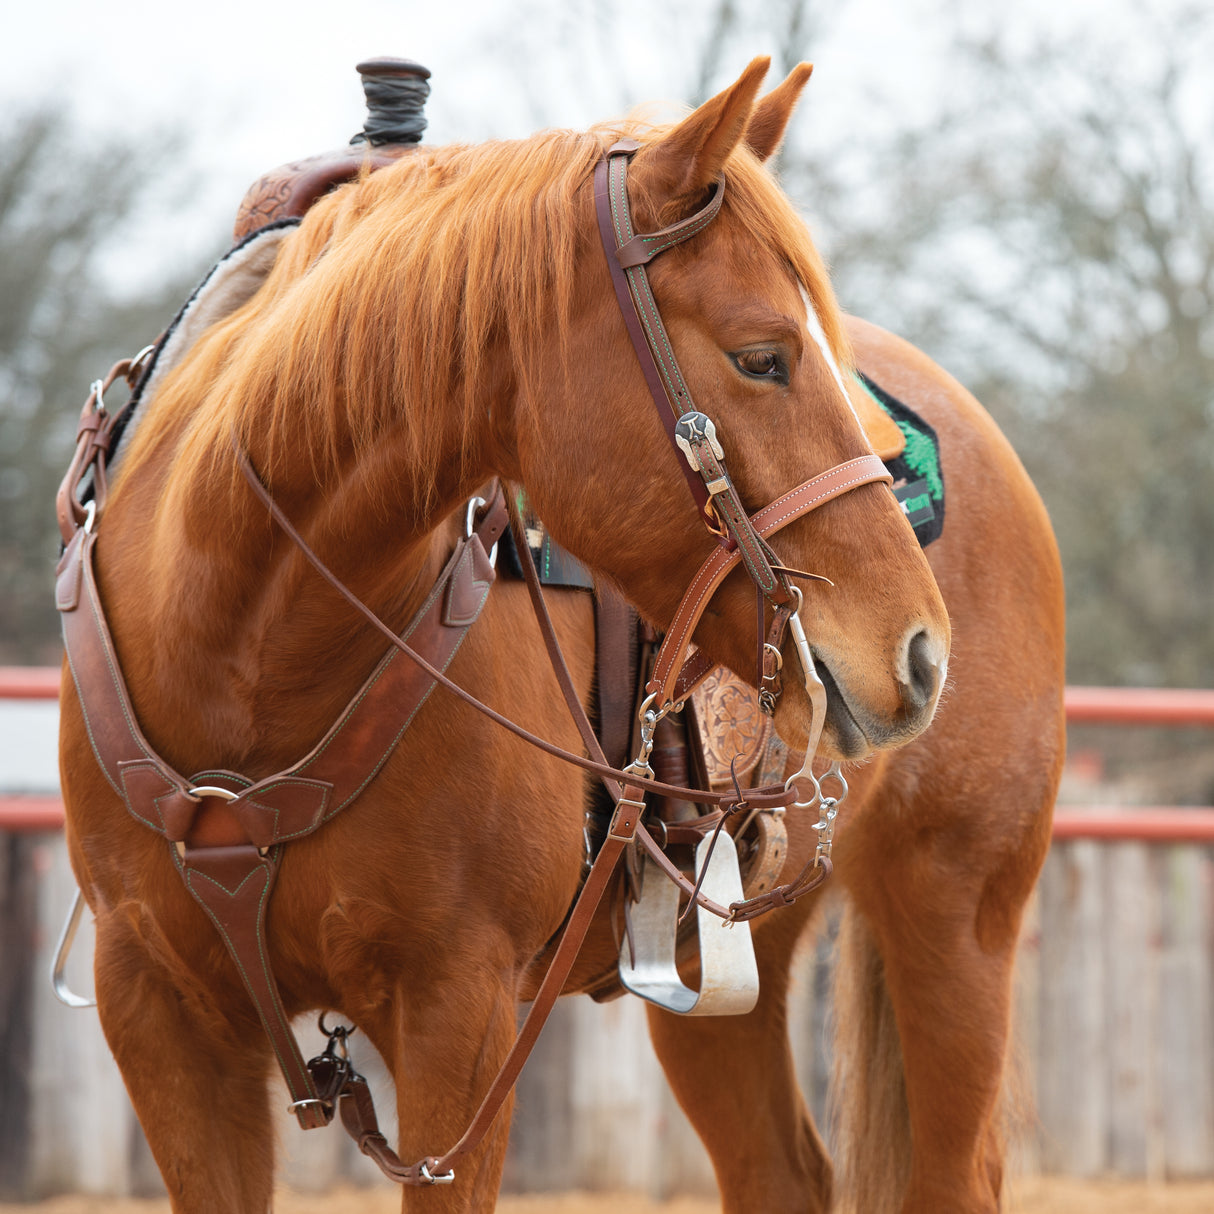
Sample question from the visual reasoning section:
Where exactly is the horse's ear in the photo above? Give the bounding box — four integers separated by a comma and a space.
635, 56, 771, 200
745, 63, 813, 162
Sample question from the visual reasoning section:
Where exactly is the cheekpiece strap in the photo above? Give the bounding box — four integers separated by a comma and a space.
593, 145, 716, 521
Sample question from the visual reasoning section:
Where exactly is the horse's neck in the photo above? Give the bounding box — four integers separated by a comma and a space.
102, 413, 477, 777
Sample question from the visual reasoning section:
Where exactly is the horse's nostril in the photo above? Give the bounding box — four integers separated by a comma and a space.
903, 629, 940, 714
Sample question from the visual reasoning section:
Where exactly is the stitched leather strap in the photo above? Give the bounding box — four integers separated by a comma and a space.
57, 442, 507, 1128
423, 782, 646, 1177
592, 147, 891, 715
649, 454, 893, 705
180, 843, 329, 1125
59, 480, 509, 847
239, 461, 798, 811
674, 413, 791, 604
593, 147, 716, 522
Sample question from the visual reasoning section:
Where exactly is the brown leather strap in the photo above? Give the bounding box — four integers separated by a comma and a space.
593, 146, 716, 521
426, 783, 645, 1176
594, 586, 639, 772
180, 842, 328, 1126
592, 146, 892, 716
240, 457, 797, 811
55, 359, 141, 544
59, 477, 508, 848
505, 494, 608, 778
674, 414, 791, 605
726, 854, 833, 922
650, 454, 893, 705
57, 440, 507, 1129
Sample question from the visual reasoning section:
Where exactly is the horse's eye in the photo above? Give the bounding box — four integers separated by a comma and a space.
731, 349, 787, 384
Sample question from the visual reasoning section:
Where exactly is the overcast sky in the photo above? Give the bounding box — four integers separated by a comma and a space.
0, 0, 1157, 281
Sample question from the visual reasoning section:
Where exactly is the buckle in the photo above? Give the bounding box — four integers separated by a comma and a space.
418, 1160, 456, 1185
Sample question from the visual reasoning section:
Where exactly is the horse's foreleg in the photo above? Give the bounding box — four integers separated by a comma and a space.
645, 895, 832, 1214
836, 801, 1051, 1214
354, 950, 520, 1213
93, 903, 276, 1213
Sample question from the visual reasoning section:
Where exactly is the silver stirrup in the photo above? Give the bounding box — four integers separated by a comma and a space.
51, 887, 96, 1009
618, 831, 758, 1016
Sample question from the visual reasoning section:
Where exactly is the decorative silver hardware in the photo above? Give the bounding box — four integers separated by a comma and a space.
50, 888, 96, 1009
674, 411, 725, 468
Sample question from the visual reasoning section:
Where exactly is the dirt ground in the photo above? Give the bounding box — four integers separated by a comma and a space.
6, 1178, 1214, 1213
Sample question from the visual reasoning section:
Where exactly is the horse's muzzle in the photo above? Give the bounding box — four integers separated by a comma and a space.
815, 626, 948, 759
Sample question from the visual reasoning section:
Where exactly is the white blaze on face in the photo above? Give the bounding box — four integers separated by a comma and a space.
799, 284, 865, 434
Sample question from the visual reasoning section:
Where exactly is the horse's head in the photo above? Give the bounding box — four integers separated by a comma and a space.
511, 59, 951, 761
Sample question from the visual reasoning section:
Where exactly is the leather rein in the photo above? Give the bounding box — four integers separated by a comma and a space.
55, 141, 891, 1187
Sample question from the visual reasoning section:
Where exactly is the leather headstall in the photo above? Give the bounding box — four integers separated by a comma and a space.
591, 139, 892, 716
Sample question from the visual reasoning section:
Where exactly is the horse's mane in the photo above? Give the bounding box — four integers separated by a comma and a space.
124, 121, 851, 513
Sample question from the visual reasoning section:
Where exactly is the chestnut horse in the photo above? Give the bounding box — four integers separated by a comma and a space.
57, 59, 1062, 1213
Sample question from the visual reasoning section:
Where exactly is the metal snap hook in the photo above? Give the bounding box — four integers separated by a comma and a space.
317, 1012, 357, 1048
623, 691, 667, 780
812, 797, 839, 867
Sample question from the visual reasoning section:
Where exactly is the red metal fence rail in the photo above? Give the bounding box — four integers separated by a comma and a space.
4, 672, 1214, 839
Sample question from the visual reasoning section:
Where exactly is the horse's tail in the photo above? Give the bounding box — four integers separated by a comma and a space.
829, 903, 914, 1212
829, 903, 1028, 1211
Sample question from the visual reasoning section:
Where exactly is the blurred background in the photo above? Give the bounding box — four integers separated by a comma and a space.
1, 0, 1212, 1204
3, 0, 1211, 691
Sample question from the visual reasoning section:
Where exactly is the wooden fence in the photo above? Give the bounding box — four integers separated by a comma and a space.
2, 671, 1213, 1197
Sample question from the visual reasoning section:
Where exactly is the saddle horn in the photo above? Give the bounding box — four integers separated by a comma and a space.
233, 55, 432, 241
